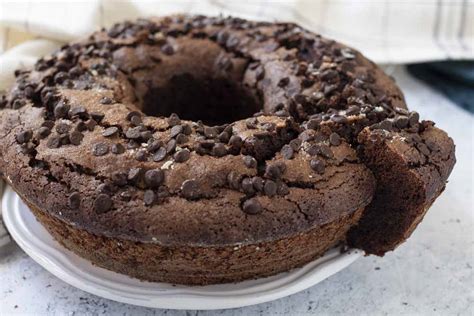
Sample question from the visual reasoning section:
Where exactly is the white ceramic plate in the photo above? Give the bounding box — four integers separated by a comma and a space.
2, 185, 361, 310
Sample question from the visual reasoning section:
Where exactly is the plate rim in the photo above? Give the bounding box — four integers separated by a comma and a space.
2, 185, 362, 310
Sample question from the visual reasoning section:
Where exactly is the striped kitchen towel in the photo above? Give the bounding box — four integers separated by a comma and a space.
0, 0, 473, 64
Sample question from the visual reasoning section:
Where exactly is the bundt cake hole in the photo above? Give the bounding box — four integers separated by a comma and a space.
141, 72, 263, 126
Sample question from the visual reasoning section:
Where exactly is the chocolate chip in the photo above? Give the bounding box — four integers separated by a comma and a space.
125, 127, 141, 139
54, 101, 70, 119
255, 66, 265, 80
15, 130, 33, 144
174, 148, 190, 162
130, 115, 142, 126
170, 125, 183, 138
329, 133, 341, 146
161, 43, 175, 55
153, 147, 167, 162
306, 119, 321, 130
69, 106, 88, 119
135, 149, 148, 161
228, 135, 242, 148
92, 142, 109, 156
306, 145, 319, 156
242, 198, 263, 215
100, 97, 113, 104
227, 171, 241, 189
265, 163, 282, 179
12, 99, 26, 109
176, 133, 188, 144
182, 124, 192, 135
379, 120, 393, 131
140, 130, 152, 141
243, 155, 257, 168
126, 111, 141, 121
68, 192, 81, 209
144, 169, 164, 188
278, 77, 290, 87
76, 122, 88, 132
330, 114, 348, 124
128, 168, 143, 184
47, 135, 61, 149
97, 183, 114, 195
111, 143, 125, 154
69, 131, 84, 145
42, 120, 55, 129
204, 126, 218, 139
120, 191, 132, 201
37, 126, 51, 139
168, 113, 181, 126
289, 138, 302, 151
103, 126, 119, 137
90, 112, 105, 123
281, 144, 294, 159
55, 123, 71, 134
127, 140, 140, 149
245, 118, 258, 129
166, 139, 177, 154
261, 122, 275, 132
218, 131, 230, 143
310, 159, 325, 174
181, 179, 200, 199
408, 111, 419, 127
395, 116, 409, 129
143, 190, 156, 206
319, 144, 334, 158
147, 139, 163, 152
264, 180, 277, 197
85, 119, 97, 131
212, 143, 227, 157
241, 178, 255, 195
252, 176, 264, 192
345, 105, 360, 116
94, 194, 112, 213
112, 172, 128, 186
59, 134, 70, 145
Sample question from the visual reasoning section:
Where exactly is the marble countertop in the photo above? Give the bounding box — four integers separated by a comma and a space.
0, 66, 472, 315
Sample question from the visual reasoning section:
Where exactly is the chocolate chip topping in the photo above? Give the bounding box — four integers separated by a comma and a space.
103, 126, 119, 137
243, 155, 257, 168
111, 143, 125, 154
310, 159, 325, 174
94, 194, 112, 213
181, 179, 200, 199
329, 133, 341, 146
143, 190, 156, 206
153, 147, 167, 162
92, 142, 109, 156
174, 148, 191, 162
281, 144, 294, 159
15, 130, 33, 144
69, 131, 84, 145
144, 169, 164, 188
264, 180, 277, 197
68, 192, 81, 209
242, 198, 263, 215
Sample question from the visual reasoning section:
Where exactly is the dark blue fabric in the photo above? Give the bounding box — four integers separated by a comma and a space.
406, 61, 474, 113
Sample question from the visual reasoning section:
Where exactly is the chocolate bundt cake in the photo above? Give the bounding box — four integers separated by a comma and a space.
0, 15, 455, 285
